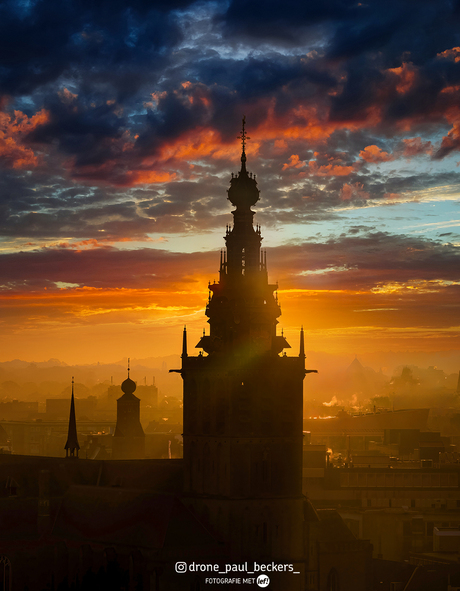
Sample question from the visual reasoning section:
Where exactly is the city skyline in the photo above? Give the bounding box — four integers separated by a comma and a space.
0, 0, 459, 364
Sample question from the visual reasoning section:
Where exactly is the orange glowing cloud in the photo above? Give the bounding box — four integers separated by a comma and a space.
124, 170, 177, 185
39, 79, 407, 189
255, 103, 336, 144
282, 154, 306, 170
0, 135, 38, 169
401, 137, 432, 158
68, 145, 177, 187
0, 282, 209, 335
247, 99, 388, 151
417, 103, 460, 159
58, 87, 78, 104
388, 62, 418, 94
435, 105, 460, 158
360, 145, 394, 163
307, 160, 356, 177
340, 182, 369, 201
437, 47, 460, 62
0, 106, 49, 169
157, 127, 247, 163
48, 237, 151, 251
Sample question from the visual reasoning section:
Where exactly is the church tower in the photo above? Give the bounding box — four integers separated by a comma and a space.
180, 119, 309, 588
112, 361, 145, 460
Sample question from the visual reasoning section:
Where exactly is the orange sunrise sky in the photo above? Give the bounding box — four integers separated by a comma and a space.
0, 1, 459, 368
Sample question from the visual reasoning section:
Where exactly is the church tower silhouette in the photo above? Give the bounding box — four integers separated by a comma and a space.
179, 118, 311, 582
112, 360, 145, 459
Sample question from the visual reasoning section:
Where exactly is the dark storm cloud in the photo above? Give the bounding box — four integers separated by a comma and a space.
28, 95, 126, 167
135, 88, 210, 154
326, 2, 454, 64
0, 166, 233, 239
0, 170, 133, 214
0, 0, 459, 247
194, 54, 337, 103
221, 0, 459, 66
0, 246, 217, 292
0, 0, 195, 97
141, 178, 227, 217
269, 231, 460, 290
218, 0, 460, 137
220, 0, 357, 43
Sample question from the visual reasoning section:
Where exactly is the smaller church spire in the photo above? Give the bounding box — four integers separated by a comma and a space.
64, 377, 80, 458
182, 325, 188, 358
299, 326, 305, 360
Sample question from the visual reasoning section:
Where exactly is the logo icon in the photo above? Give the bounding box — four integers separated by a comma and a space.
175, 562, 187, 573
257, 574, 270, 588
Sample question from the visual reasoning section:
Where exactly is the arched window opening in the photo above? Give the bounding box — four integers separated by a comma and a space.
327, 568, 340, 591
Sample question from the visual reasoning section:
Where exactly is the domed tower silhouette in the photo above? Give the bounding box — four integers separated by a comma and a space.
112, 360, 145, 460
176, 118, 315, 588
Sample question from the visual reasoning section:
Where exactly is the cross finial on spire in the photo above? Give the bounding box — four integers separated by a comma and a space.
237, 115, 250, 152
128, 358, 130, 378
237, 115, 250, 168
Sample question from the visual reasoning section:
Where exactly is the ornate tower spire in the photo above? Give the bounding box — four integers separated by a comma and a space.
196, 118, 289, 357
237, 115, 250, 171
64, 377, 80, 458
223, 117, 263, 283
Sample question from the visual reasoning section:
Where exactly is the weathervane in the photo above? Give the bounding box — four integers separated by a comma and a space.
237, 115, 250, 154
